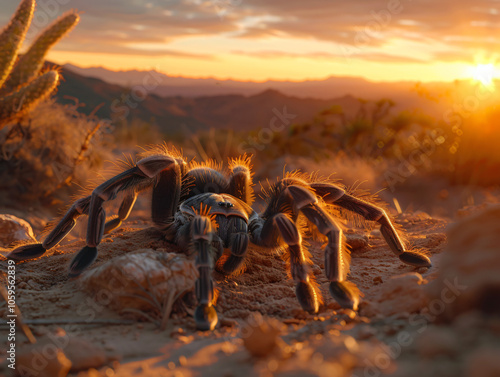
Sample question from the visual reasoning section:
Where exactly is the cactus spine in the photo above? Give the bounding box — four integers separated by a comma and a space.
0, 0, 80, 129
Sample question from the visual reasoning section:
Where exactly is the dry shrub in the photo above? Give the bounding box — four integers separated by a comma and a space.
0, 99, 110, 210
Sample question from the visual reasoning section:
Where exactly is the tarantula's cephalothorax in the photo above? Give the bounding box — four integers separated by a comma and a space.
8, 146, 432, 330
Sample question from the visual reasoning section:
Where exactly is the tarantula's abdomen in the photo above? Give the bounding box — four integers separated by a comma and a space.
183, 168, 229, 198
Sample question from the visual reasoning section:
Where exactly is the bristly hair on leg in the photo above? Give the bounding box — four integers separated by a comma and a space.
280, 234, 324, 306
336, 182, 389, 230
228, 154, 253, 174
138, 142, 186, 161
191, 203, 218, 232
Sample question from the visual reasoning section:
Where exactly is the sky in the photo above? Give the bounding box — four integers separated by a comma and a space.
2, 0, 500, 82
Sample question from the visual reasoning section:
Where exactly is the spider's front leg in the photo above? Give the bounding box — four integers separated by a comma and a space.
7, 196, 91, 261
190, 215, 218, 331
70, 154, 181, 277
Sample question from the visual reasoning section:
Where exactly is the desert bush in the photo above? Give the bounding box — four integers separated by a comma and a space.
113, 118, 164, 148
0, 99, 110, 209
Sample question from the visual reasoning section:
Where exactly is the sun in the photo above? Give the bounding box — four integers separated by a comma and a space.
469, 63, 496, 86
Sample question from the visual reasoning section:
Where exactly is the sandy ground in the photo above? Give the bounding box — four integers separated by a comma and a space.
1, 200, 499, 377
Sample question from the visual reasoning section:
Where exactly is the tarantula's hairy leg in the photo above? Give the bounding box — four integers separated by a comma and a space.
275, 214, 320, 313
329, 192, 431, 268
7, 196, 91, 261
152, 158, 186, 225
287, 186, 360, 311
104, 192, 138, 233
70, 155, 177, 277
249, 213, 319, 313
191, 215, 218, 331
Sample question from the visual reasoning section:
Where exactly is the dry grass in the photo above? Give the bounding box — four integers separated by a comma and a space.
0, 99, 111, 210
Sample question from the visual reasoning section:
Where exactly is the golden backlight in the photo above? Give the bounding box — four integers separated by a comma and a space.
469, 63, 496, 86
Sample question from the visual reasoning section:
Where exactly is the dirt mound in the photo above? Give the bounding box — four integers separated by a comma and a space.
428, 205, 500, 320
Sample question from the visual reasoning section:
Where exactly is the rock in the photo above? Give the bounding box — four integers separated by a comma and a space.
241, 313, 286, 358
60, 336, 108, 371
417, 326, 459, 358
361, 272, 428, 317
16, 346, 72, 377
272, 334, 393, 377
465, 347, 500, 377
16, 334, 109, 375
426, 206, 500, 321
357, 325, 377, 340
346, 234, 369, 250
79, 249, 198, 315
0, 214, 36, 247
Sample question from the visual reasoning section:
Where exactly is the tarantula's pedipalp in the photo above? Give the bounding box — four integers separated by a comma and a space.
8, 147, 433, 331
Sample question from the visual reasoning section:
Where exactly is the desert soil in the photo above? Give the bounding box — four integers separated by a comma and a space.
1, 201, 499, 377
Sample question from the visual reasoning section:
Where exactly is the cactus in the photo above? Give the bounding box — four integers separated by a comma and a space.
0, 0, 80, 129
0, 0, 34, 88
0, 71, 59, 126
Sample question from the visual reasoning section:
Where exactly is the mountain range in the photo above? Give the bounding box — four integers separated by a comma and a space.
53, 64, 446, 135
64, 63, 422, 100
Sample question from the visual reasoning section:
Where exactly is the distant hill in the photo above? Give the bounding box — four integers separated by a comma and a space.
52, 63, 447, 135
53, 65, 365, 134
64, 63, 420, 100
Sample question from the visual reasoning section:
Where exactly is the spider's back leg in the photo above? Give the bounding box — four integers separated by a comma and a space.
228, 156, 254, 205
311, 183, 431, 267
250, 192, 321, 313
104, 192, 138, 233
286, 185, 359, 310
151, 157, 186, 226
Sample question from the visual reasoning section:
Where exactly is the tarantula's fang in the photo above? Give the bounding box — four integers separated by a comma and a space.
329, 281, 360, 311
296, 281, 320, 313
194, 303, 218, 331
69, 246, 98, 277
7, 243, 46, 261
399, 251, 432, 268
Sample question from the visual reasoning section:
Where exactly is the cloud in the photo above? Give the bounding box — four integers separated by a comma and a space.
2, 0, 499, 63
231, 49, 426, 63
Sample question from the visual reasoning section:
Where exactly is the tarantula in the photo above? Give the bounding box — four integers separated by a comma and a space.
8, 146, 431, 330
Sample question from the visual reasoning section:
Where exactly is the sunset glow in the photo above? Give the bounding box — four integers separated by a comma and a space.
3, 0, 500, 82
469, 63, 497, 87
